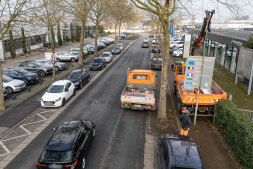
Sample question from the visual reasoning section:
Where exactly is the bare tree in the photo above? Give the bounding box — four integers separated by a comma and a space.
32, 0, 65, 80
131, 0, 176, 120
0, 0, 30, 111
89, 0, 110, 56
58, 0, 95, 65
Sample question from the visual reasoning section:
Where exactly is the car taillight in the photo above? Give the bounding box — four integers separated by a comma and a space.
147, 106, 152, 109
123, 104, 129, 107
37, 161, 46, 167
151, 64, 154, 65
65, 160, 77, 167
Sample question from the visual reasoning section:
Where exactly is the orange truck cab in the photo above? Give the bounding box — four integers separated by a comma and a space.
121, 69, 156, 110
173, 61, 227, 114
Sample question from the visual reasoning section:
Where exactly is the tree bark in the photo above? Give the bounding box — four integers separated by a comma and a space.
94, 20, 99, 57
118, 21, 121, 42
114, 21, 118, 41
50, 24, 56, 80
79, 20, 85, 65
0, 62, 5, 111
157, 22, 170, 120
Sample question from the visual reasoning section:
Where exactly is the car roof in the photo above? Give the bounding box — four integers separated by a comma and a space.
52, 80, 71, 85
45, 121, 84, 151
70, 69, 85, 73
160, 134, 203, 168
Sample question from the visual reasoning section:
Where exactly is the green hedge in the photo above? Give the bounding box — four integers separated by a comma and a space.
215, 100, 253, 169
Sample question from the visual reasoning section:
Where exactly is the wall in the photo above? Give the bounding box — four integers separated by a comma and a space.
237, 47, 253, 80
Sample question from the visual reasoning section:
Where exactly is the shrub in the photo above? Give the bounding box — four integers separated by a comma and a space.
215, 100, 253, 169
245, 36, 253, 49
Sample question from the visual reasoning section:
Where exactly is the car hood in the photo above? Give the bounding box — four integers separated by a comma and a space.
42, 92, 64, 101
4, 79, 25, 86
90, 63, 102, 66
67, 78, 81, 84
99, 57, 110, 60
55, 62, 66, 66
25, 72, 38, 77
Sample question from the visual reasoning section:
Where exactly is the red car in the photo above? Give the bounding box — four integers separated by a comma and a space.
141, 42, 149, 48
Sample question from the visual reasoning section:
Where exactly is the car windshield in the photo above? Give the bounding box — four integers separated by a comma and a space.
2, 76, 13, 83
47, 85, 64, 93
117, 44, 122, 47
40, 150, 72, 162
100, 53, 109, 57
113, 46, 119, 50
91, 59, 102, 63
67, 72, 81, 79
16, 69, 29, 75
143, 42, 148, 44
153, 59, 162, 64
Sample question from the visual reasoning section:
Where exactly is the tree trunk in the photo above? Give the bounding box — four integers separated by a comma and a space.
79, 20, 85, 65
157, 22, 170, 120
50, 24, 56, 80
0, 62, 5, 111
114, 21, 118, 42
94, 20, 99, 57
118, 22, 121, 42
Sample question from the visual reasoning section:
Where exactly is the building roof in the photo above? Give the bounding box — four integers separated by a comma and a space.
191, 28, 253, 47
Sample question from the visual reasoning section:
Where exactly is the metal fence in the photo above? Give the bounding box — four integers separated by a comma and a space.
239, 109, 253, 123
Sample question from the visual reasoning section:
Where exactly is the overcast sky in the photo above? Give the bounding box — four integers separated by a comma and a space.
179, 0, 253, 20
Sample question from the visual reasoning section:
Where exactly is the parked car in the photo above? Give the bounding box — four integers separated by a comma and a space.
170, 46, 183, 54
102, 37, 114, 44
152, 45, 160, 53
112, 46, 121, 54
2, 75, 26, 94
151, 57, 162, 70
15, 61, 53, 77
2, 68, 39, 85
99, 52, 113, 63
157, 134, 204, 169
116, 43, 123, 51
149, 34, 154, 38
3, 87, 8, 99
41, 80, 75, 107
37, 120, 95, 169
170, 41, 184, 48
55, 51, 79, 62
152, 39, 158, 44
142, 41, 149, 48
89, 57, 106, 71
172, 48, 183, 57
36, 60, 67, 71
67, 69, 90, 89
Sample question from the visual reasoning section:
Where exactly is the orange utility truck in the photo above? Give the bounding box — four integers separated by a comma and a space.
174, 61, 227, 114
121, 69, 156, 110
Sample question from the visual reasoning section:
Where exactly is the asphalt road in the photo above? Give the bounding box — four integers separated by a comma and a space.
6, 35, 150, 169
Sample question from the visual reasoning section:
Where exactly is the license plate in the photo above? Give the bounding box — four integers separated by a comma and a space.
48, 164, 62, 169
134, 105, 142, 108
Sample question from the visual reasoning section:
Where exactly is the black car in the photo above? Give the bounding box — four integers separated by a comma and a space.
67, 69, 90, 89
15, 61, 53, 77
111, 46, 121, 54
2, 68, 39, 85
158, 134, 205, 169
151, 57, 162, 70
89, 57, 106, 71
152, 45, 160, 53
37, 120, 95, 169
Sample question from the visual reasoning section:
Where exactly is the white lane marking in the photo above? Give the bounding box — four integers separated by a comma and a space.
0, 141, 10, 155
20, 125, 31, 135
1, 134, 30, 142
36, 113, 47, 121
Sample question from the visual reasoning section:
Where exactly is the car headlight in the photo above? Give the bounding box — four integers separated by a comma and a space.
74, 82, 80, 85
55, 97, 61, 102
98, 65, 102, 67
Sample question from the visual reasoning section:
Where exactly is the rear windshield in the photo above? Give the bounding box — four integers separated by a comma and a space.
40, 150, 72, 162
133, 74, 150, 80
143, 42, 148, 44
153, 59, 162, 64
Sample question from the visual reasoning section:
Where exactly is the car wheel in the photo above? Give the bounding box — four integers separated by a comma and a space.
61, 98, 65, 107
6, 87, 13, 94
81, 157, 86, 169
23, 79, 29, 85
71, 58, 76, 62
79, 83, 83, 89
55, 66, 60, 71
38, 71, 45, 77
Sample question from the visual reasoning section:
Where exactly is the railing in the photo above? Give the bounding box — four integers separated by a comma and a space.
239, 109, 253, 123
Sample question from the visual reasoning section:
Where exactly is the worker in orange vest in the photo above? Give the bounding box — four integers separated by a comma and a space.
179, 107, 191, 136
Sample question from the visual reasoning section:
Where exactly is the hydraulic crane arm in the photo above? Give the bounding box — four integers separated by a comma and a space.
191, 10, 215, 56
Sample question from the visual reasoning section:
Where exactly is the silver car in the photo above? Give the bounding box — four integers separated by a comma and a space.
55, 51, 79, 62
99, 52, 113, 63
2, 75, 26, 93
35, 60, 67, 71
116, 43, 123, 51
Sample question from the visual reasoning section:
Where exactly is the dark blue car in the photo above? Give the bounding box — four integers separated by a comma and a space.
2, 68, 39, 85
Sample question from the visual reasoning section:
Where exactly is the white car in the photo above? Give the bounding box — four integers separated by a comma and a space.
172, 48, 183, 57
55, 52, 79, 62
144, 38, 149, 42
99, 52, 113, 63
152, 39, 158, 44
2, 75, 26, 93
116, 43, 123, 51
41, 80, 75, 107
170, 41, 184, 48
